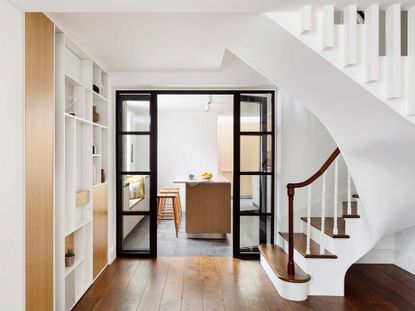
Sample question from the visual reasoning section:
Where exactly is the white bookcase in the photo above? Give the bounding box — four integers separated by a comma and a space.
55, 28, 109, 311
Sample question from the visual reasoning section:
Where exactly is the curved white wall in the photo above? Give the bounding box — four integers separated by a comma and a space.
226, 14, 415, 249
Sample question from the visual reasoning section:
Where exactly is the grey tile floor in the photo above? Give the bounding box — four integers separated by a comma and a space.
122, 213, 233, 256
122, 198, 260, 256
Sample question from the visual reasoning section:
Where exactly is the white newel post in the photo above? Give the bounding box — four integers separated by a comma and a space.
333, 159, 339, 235
306, 185, 312, 255
320, 172, 327, 254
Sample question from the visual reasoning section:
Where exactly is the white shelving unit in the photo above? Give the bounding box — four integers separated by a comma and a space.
55, 28, 109, 311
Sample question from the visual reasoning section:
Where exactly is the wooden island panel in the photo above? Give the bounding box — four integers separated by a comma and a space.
185, 182, 231, 234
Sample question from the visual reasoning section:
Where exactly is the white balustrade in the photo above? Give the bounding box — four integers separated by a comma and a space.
321, 5, 334, 50
320, 172, 327, 254
301, 5, 312, 34
365, 4, 379, 82
333, 158, 339, 235
306, 185, 312, 255
347, 169, 352, 215
407, 8, 415, 114
386, 4, 401, 99
344, 5, 357, 66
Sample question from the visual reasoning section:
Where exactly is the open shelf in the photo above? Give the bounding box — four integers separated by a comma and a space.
56, 30, 109, 311
65, 113, 108, 129
93, 91, 108, 103
64, 258, 84, 277
65, 218, 92, 237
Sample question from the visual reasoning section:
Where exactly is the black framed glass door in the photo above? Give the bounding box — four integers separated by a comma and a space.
116, 92, 157, 257
233, 92, 275, 257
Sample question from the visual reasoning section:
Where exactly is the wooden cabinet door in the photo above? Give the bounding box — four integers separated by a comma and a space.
93, 184, 108, 278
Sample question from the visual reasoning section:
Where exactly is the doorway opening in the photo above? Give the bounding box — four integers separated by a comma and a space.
116, 90, 275, 258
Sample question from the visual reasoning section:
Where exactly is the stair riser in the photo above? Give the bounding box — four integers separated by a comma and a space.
302, 222, 337, 253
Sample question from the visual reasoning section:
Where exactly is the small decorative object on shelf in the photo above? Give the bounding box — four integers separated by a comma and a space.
93, 106, 100, 123
101, 169, 105, 183
67, 95, 78, 116
65, 248, 75, 267
92, 145, 97, 154
93, 84, 100, 94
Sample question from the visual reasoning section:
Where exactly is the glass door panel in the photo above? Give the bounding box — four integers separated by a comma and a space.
116, 92, 157, 257
234, 92, 275, 257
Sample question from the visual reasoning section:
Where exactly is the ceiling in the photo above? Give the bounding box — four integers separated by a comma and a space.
158, 94, 233, 116
12, 0, 415, 12
50, 13, 231, 71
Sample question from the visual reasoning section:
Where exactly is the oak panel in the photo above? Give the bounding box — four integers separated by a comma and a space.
25, 13, 54, 311
185, 182, 231, 234
93, 184, 108, 278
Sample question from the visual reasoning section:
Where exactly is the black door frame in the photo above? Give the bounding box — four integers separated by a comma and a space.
115, 90, 275, 258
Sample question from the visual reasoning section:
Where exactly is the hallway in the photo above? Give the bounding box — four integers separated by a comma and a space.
73, 258, 415, 310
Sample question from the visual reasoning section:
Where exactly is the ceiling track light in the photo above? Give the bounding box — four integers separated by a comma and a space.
205, 95, 213, 112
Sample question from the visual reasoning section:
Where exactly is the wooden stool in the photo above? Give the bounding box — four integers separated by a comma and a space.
157, 192, 181, 238
160, 188, 182, 220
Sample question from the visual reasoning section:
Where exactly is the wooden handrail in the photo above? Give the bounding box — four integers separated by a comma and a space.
286, 147, 341, 276
287, 148, 340, 189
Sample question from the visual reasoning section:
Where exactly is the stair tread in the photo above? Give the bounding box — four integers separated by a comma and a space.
300, 217, 350, 238
342, 201, 360, 218
258, 244, 311, 283
279, 232, 337, 259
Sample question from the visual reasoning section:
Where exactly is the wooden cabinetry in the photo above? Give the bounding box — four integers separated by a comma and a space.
25, 13, 54, 311
93, 184, 108, 278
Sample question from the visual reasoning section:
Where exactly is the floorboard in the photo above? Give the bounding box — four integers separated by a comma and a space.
74, 260, 415, 311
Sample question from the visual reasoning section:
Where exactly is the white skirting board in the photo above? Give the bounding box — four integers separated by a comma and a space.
357, 249, 415, 276
260, 255, 309, 301
108, 245, 116, 264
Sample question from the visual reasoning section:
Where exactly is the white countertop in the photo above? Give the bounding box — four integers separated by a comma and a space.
174, 174, 230, 184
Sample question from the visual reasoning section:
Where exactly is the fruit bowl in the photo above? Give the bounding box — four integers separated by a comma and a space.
201, 172, 213, 180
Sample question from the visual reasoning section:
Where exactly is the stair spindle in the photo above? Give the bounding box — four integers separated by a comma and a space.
333, 158, 339, 235
347, 170, 352, 215
306, 185, 312, 255
320, 171, 327, 254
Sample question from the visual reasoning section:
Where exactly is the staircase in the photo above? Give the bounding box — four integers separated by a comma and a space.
223, 6, 415, 301
259, 148, 368, 300
266, 5, 415, 122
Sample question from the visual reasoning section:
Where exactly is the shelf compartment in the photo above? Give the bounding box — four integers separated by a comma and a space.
76, 190, 90, 207
65, 218, 92, 237
64, 257, 84, 277
65, 113, 108, 129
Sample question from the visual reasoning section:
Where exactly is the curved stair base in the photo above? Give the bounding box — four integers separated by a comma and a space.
259, 244, 310, 301
260, 255, 310, 301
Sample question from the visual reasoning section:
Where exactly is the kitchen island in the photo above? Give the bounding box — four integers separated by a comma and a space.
174, 175, 231, 238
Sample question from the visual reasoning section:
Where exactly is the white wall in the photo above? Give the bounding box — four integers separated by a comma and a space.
395, 227, 415, 274
158, 111, 218, 209
276, 89, 347, 232
0, 0, 24, 309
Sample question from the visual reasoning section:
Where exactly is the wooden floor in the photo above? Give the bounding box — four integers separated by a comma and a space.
74, 258, 415, 311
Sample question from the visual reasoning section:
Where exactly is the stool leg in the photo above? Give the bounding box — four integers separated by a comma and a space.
175, 194, 182, 223
172, 197, 179, 238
